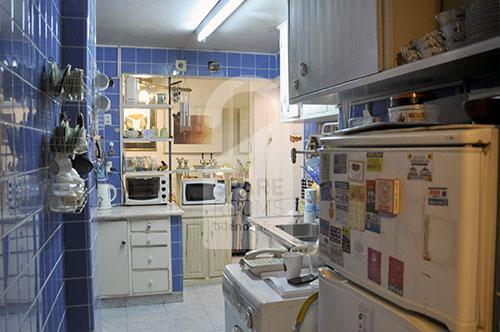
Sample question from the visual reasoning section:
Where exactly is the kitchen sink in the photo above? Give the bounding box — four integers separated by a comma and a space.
275, 223, 319, 243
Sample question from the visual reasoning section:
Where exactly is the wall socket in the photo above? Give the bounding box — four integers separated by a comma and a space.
104, 114, 112, 126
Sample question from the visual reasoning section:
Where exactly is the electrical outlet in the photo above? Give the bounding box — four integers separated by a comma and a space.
104, 114, 112, 126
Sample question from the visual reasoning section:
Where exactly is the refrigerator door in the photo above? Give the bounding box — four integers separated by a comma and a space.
319, 268, 447, 332
319, 141, 497, 331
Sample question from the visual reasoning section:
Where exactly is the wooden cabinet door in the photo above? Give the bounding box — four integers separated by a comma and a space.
182, 219, 206, 279
207, 217, 232, 278
99, 221, 130, 296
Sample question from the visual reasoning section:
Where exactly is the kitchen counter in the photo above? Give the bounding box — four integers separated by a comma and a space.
95, 203, 184, 221
248, 215, 317, 249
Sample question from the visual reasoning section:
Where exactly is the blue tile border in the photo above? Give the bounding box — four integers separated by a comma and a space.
98, 45, 279, 79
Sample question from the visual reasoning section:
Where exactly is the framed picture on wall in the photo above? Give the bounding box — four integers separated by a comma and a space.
168, 108, 223, 153
123, 108, 157, 151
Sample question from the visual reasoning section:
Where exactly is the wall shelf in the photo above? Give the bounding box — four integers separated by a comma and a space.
123, 171, 172, 176
290, 36, 500, 104
123, 137, 173, 143
123, 103, 171, 109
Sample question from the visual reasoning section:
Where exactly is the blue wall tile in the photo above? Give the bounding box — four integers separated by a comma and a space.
242, 54, 255, 68
255, 54, 269, 69
228, 53, 241, 67
121, 47, 136, 62
137, 48, 152, 63
104, 47, 118, 62
167, 49, 181, 64
152, 49, 167, 63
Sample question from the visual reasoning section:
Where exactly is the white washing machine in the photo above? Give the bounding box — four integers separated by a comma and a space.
223, 264, 318, 332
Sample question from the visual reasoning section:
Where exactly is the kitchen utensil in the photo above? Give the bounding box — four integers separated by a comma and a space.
50, 155, 73, 175
304, 188, 317, 223
95, 94, 111, 112
463, 95, 500, 123
151, 126, 159, 137
283, 252, 303, 280
94, 71, 110, 91
97, 183, 117, 209
72, 154, 93, 177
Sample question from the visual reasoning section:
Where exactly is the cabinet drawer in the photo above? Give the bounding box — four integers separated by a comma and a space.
132, 270, 169, 294
132, 247, 170, 269
131, 233, 169, 247
130, 219, 169, 233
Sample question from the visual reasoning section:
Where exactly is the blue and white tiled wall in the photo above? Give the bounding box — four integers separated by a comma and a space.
170, 216, 183, 292
0, 0, 67, 331
97, 46, 280, 80
60, 0, 99, 331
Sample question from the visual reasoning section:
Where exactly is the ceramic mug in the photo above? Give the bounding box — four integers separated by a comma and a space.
160, 127, 168, 138
283, 252, 303, 280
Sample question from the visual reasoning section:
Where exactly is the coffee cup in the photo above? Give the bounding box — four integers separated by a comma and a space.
283, 252, 303, 280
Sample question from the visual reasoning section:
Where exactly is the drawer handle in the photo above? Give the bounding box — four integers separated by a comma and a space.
148, 279, 154, 287
146, 223, 152, 231
121, 240, 126, 246
146, 237, 151, 244
148, 256, 153, 263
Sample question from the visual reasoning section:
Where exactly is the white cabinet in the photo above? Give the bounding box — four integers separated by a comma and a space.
287, 0, 440, 103
99, 217, 172, 298
183, 214, 232, 279
99, 221, 130, 297
278, 20, 299, 121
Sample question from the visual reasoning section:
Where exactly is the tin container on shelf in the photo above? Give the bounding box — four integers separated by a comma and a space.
388, 92, 438, 123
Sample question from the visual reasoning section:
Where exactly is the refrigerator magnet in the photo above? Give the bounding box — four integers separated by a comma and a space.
367, 248, 382, 284
348, 160, 365, 182
367, 152, 384, 172
388, 257, 405, 296
334, 153, 347, 174
375, 179, 400, 215
427, 187, 449, 206
349, 185, 366, 231
407, 153, 433, 181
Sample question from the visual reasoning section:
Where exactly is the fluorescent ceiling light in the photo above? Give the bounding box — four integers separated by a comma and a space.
188, 0, 219, 30
195, 0, 246, 42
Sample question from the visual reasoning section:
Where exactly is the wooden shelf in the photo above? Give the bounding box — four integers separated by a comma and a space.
123, 103, 172, 109
290, 37, 500, 104
175, 168, 235, 174
123, 171, 172, 176
123, 137, 173, 143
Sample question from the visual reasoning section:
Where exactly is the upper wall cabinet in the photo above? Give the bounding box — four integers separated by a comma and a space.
288, 0, 440, 102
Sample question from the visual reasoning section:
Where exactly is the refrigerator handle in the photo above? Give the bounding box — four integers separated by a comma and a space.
423, 215, 431, 261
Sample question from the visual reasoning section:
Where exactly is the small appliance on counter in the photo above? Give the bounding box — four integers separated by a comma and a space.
124, 172, 168, 206
181, 178, 226, 205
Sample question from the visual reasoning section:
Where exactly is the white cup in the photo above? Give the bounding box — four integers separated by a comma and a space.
51, 156, 73, 175
283, 252, 303, 280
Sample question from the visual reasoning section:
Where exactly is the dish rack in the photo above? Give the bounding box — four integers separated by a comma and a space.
49, 182, 89, 214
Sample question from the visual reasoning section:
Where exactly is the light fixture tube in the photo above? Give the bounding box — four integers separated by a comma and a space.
195, 0, 246, 42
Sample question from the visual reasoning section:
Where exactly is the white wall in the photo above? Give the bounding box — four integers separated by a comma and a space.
250, 82, 304, 217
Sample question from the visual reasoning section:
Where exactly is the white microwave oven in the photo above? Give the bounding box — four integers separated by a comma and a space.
182, 179, 226, 205
124, 173, 168, 205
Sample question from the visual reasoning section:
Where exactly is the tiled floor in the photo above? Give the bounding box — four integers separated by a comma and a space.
98, 282, 225, 332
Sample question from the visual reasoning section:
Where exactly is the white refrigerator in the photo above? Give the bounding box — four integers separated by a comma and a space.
318, 125, 499, 332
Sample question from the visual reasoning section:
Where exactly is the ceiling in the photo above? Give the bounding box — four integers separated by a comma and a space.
96, 0, 287, 53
